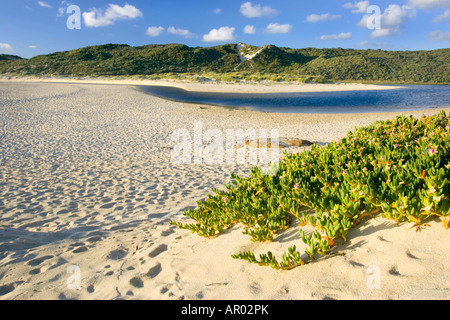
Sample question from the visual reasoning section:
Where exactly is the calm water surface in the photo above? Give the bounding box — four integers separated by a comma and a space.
138, 84, 450, 114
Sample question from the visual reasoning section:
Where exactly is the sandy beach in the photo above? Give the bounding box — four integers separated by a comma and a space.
0, 80, 448, 300
2, 76, 407, 93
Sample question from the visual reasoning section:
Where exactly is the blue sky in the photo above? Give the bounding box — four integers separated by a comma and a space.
0, 0, 449, 58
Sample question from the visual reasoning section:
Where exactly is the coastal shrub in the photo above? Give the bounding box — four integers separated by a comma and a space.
1, 44, 448, 84
171, 111, 450, 270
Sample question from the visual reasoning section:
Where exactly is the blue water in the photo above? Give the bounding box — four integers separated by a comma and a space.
137, 84, 450, 114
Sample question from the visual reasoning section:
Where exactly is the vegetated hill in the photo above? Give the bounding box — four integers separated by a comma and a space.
0, 43, 240, 76
0, 54, 23, 61
0, 43, 449, 84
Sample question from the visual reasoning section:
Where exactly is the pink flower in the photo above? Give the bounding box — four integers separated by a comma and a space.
428, 149, 435, 156
294, 184, 299, 190
223, 197, 227, 202
446, 126, 450, 130
343, 170, 347, 175
394, 144, 399, 148
363, 167, 368, 172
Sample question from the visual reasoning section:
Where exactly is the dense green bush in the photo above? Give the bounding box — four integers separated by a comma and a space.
0, 54, 22, 61
1, 43, 448, 84
171, 111, 450, 270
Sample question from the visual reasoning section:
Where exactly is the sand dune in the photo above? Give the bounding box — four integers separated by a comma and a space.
0, 80, 448, 300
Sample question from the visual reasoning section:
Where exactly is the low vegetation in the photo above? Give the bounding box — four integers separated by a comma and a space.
0, 54, 22, 61
171, 111, 450, 270
1, 43, 448, 84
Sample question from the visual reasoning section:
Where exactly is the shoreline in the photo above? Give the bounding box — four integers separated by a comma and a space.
2, 77, 447, 116
0, 76, 408, 94
0, 81, 448, 300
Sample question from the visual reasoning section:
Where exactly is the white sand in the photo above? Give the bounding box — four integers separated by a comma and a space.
2, 76, 406, 93
0, 80, 448, 300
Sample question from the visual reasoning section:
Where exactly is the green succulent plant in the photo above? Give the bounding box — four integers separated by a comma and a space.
171, 111, 450, 270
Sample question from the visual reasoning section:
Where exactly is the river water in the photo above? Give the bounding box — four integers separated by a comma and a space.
138, 84, 450, 114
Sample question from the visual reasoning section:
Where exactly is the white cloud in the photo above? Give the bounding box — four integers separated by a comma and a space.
240, 2, 279, 18
265, 23, 292, 34
320, 32, 352, 40
434, 9, 450, 21
57, 1, 71, 17
0, 43, 13, 53
29, 45, 37, 49
83, 4, 143, 28
306, 13, 342, 23
244, 25, 256, 34
38, 1, 52, 8
167, 26, 196, 38
203, 26, 236, 42
408, 0, 450, 9
428, 30, 450, 41
146, 26, 164, 37
381, 5, 416, 28
370, 28, 400, 38
343, 1, 370, 13
359, 40, 391, 48
357, 14, 371, 28
213, 8, 221, 14
358, 4, 416, 38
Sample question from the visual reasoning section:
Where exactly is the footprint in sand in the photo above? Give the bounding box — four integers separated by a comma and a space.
29, 268, 41, 275
129, 276, 144, 288
127, 262, 162, 292
86, 235, 103, 243
148, 244, 168, 258
147, 262, 162, 279
108, 249, 128, 260
160, 286, 170, 294
100, 202, 115, 209
0, 281, 24, 297
161, 228, 175, 237
87, 284, 95, 293
159, 283, 184, 300
195, 291, 204, 299
27, 255, 54, 267
72, 246, 88, 253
